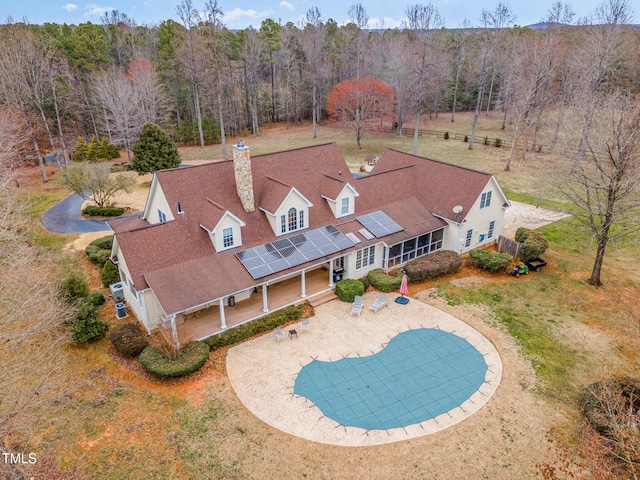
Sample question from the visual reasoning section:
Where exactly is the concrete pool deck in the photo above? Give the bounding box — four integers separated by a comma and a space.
226, 292, 502, 446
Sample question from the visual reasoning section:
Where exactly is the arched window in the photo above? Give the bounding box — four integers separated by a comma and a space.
288, 207, 298, 232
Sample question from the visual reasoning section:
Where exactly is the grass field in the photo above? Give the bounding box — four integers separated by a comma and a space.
10, 112, 640, 479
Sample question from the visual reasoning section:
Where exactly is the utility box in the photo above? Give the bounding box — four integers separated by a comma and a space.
110, 282, 124, 302
115, 303, 127, 318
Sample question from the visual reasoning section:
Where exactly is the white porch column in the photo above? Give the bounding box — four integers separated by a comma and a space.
170, 314, 180, 350
262, 283, 269, 313
219, 298, 227, 329
301, 269, 307, 298
329, 261, 335, 288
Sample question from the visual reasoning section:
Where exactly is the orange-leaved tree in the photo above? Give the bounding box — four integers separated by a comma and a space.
327, 76, 395, 149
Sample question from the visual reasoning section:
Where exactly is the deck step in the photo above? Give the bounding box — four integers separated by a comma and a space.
308, 290, 337, 308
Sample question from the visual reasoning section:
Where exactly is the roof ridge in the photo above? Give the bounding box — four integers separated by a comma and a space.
250, 142, 337, 159
385, 148, 492, 177
264, 175, 292, 188
204, 197, 226, 210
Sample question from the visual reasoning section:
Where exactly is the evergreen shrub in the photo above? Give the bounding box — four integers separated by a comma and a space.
139, 341, 210, 378
335, 279, 365, 302
404, 250, 463, 282
110, 322, 149, 358
469, 249, 512, 273
367, 269, 403, 292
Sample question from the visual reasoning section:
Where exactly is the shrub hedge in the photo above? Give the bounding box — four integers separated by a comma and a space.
83, 206, 125, 217
85, 235, 113, 268
367, 269, 403, 292
61, 273, 90, 304
515, 227, 549, 261
404, 250, 463, 282
139, 341, 210, 378
469, 249, 513, 273
335, 279, 365, 302
110, 322, 149, 358
101, 260, 120, 288
70, 298, 108, 342
89, 291, 106, 306
204, 304, 306, 350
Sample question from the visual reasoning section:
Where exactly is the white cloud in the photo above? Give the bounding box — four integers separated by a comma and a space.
84, 3, 114, 18
279, 1, 294, 11
225, 7, 275, 25
369, 16, 404, 29
62, 3, 78, 12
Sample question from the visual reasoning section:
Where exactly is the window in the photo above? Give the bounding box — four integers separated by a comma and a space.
464, 229, 473, 248
158, 209, 166, 222
341, 197, 349, 215
222, 227, 234, 248
488, 220, 496, 239
288, 207, 298, 231
480, 191, 492, 209
281, 207, 305, 234
355, 246, 376, 270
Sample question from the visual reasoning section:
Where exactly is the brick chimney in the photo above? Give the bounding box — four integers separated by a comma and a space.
232, 140, 255, 213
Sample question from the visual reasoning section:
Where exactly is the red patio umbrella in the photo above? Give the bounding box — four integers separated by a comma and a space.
399, 274, 408, 298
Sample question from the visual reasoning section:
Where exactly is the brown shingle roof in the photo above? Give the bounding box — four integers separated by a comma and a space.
115, 143, 497, 315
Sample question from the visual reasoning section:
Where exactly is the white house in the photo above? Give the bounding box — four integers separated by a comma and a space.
108, 142, 510, 346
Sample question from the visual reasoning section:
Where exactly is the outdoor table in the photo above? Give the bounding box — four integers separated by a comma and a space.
289, 329, 298, 339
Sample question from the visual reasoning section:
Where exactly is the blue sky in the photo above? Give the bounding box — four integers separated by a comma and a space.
3, 1, 614, 29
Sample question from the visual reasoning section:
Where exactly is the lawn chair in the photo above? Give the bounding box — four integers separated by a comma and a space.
369, 293, 387, 313
350, 295, 363, 316
300, 318, 310, 332
274, 326, 285, 342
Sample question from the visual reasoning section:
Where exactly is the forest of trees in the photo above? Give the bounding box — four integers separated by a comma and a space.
0, 0, 639, 171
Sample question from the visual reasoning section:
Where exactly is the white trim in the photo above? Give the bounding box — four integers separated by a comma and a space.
142, 174, 159, 220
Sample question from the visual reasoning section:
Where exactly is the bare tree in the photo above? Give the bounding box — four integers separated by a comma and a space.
204, 0, 228, 156
347, 3, 369, 80
0, 170, 72, 479
301, 7, 326, 139
504, 32, 558, 171
404, 2, 443, 154
176, 0, 206, 148
572, 0, 634, 168
468, 2, 515, 150
554, 93, 640, 286
64, 163, 136, 208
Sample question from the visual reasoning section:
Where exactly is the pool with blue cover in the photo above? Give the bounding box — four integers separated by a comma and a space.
293, 328, 488, 430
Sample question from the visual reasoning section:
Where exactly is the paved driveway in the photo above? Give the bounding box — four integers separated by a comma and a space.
502, 201, 569, 237
40, 193, 142, 234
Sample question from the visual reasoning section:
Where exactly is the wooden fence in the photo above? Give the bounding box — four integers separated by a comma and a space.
497, 235, 521, 257
329, 122, 551, 154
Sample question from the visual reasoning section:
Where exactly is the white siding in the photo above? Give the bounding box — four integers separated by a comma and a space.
145, 180, 174, 224
274, 190, 310, 236
212, 214, 243, 252
457, 178, 506, 253
344, 243, 384, 279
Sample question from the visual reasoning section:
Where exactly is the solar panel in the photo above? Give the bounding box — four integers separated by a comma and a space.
346, 232, 362, 244
235, 225, 355, 279
356, 211, 403, 238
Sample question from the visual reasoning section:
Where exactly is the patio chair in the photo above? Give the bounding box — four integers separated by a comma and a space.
350, 295, 364, 316
369, 293, 387, 313
274, 326, 285, 342
300, 318, 310, 332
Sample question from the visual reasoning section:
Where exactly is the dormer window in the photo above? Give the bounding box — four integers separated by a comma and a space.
222, 228, 234, 248
281, 207, 305, 234
341, 197, 349, 215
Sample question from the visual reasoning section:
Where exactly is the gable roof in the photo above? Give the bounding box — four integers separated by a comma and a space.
112, 143, 502, 315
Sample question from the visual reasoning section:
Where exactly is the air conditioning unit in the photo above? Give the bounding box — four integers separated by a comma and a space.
109, 282, 124, 302
115, 302, 127, 318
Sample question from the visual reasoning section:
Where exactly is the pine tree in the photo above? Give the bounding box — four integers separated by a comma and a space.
131, 123, 181, 175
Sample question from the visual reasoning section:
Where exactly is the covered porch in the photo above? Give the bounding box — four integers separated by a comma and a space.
160, 266, 332, 344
